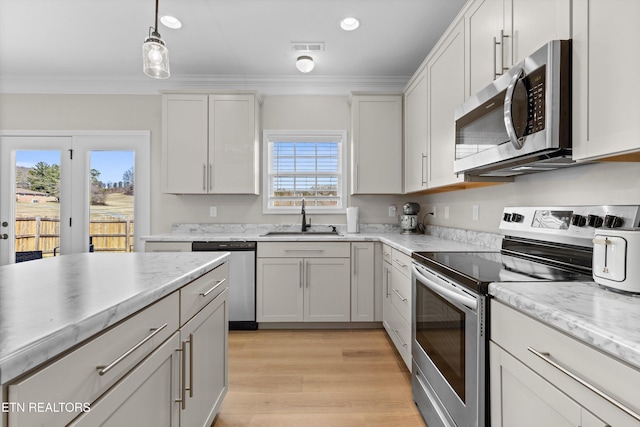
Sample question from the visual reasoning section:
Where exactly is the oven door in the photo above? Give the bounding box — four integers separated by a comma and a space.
411, 262, 483, 427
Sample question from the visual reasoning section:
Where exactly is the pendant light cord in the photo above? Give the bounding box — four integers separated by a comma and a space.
154, 0, 159, 31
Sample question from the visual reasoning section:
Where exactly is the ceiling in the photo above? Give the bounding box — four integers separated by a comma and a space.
0, 0, 466, 95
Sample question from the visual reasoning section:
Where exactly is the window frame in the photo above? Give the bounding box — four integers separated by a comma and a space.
262, 129, 348, 215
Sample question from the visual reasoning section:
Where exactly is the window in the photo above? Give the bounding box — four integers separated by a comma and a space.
263, 130, 347, 214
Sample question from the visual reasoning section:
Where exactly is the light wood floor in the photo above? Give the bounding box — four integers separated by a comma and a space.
212, 329, 426, 427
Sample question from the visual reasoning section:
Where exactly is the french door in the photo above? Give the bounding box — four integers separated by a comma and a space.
0, 132, 150, 265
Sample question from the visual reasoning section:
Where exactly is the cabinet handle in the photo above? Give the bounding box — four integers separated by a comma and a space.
306, 260, 310, 288
355, 163, 359, 192
284, 249, 324, 253
393, 258, 407, 269
392, 329, 408, 348
500, 29, 510, 73
209, 163, 213, 191
392, 288, 408, 302
187, 333, 194, 398
96, 323, 168, 376
386, 268, 391, 297
176, 339, 187, 410
353, 246, 358, 276
299, 261, 303, 288
199, 278, 226, 297
528, 347, 640, 422
421, 153, 427, 186
202, 164, 206, 191
494, 30, 510, 78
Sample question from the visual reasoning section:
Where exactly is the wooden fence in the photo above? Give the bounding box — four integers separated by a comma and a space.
15, 217, 135, 257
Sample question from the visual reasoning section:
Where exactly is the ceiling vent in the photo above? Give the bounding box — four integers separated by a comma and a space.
291, 42, 324, 52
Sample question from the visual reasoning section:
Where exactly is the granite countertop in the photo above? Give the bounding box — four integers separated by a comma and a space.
0, 252, 229, 384
490, 281, 640, 371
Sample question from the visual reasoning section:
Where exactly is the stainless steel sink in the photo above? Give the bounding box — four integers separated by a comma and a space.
261, 231, 341, 236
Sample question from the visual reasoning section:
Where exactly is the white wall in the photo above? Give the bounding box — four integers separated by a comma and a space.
0, 94, 406, 234
419, 161, 640, 233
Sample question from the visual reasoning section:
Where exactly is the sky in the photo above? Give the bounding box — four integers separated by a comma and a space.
16, 150, 134, 184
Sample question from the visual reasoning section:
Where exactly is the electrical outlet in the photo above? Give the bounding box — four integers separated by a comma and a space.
388, 205, 397, 217
209, 206, 218, 217
472, 204, 479, 221
431, 206, 437, 218
444, 206, 450, 219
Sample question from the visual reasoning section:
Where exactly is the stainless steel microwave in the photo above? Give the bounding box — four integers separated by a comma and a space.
454, 40, 572, 177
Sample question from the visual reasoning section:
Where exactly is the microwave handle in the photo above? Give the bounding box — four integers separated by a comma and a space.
504, 67, 525, 150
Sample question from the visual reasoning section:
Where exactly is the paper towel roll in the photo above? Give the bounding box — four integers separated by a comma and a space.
346, 207, 359, 233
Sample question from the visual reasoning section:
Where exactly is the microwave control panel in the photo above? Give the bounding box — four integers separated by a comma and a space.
525, 65, 546, 135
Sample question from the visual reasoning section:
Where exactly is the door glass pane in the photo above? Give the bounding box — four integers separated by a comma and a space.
88, 151, 135, 253
15, 150, 61, 261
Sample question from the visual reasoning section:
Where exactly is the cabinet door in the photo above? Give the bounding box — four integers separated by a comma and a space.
404, 69, 428, 193
305, 258, 350, 322
180, 289, 228, 427
465, 0, 503, 96
351, 242, 375, 321
209, 94, 259, 194
69, 333, 181, 427
506, 0, 571, 67
572, 0, 640, 160
351, 95, 403, 194
427, 19, 466, 189
257, 258, 304, 322
490, 342, 582, 427
162, 94, 209, 194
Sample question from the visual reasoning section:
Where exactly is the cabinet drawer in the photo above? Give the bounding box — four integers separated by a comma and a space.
491, 301, 640, 425
181, 262, 228, 325
7, 292, 179, 427
384, 302, 411, 370
391, 248, 411, 278
257, 242, 350, 258
145, 241, 191, 252
382, 244, 392, 264
390, 265, 411, 323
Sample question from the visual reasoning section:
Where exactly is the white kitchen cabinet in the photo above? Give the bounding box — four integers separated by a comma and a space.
179, 288, 228, 427
162, 93, 260, 194
572, 0, 640, 161
427, 18, 466, 189
403, 68, 428, 193
382, 246, 412, 369
351, 242, 375, 321
256, 242, 351, 323
491, 300, 640, 426
465, 0, 571, 97
350, 94, 403, 194
145, 241, 191, 252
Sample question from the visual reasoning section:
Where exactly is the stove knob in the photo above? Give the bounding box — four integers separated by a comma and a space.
511, 213, 524, 222
604, 215, 624, 228
503, 213, 512, 222
571, 214, 587, 227
587, 214, 604, 228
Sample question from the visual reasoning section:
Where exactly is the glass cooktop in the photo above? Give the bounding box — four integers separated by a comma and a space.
412, 251, 593, 294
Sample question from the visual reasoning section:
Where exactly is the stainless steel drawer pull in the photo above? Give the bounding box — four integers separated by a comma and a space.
199, 278, 226, 297
392, 288, 408, 302
96, 323, 168, 376
393, 258, 407, 268
392, 329, 407, 347
528, 347, 640, 422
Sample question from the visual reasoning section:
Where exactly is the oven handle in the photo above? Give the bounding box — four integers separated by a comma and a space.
412, 264, 477, 311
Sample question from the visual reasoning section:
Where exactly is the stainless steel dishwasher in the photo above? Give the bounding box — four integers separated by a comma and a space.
192, 241, 257, 330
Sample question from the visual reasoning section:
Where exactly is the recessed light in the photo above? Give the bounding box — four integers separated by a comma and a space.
340, 17, 360, 31
160, 15, 182, 29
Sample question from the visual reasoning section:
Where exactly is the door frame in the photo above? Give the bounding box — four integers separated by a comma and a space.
0, 130, 150, 264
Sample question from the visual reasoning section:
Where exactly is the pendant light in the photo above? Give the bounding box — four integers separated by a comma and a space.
142, 0, 170, 79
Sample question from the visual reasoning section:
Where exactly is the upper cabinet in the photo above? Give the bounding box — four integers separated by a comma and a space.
162, 93, 261, 194
426, 19, 466, 189
404, 69, 428, 193
350, 94, 403, 194
572, 0, 640, 161
465, 0, 571, 97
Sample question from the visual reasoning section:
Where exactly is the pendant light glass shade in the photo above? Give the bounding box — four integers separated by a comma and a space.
142, 33, 170, 79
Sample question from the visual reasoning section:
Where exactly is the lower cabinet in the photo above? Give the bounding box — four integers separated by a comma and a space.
491, 301, 640, 427
351, 242, 375, 322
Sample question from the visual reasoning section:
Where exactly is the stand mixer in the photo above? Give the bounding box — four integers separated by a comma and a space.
400, 202, 422, 234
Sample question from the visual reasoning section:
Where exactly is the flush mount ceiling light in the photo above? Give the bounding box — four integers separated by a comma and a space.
142, 0, 170, 79
340, 17, 360, 31
160, 15, 182, 29
296, 55, 315, 73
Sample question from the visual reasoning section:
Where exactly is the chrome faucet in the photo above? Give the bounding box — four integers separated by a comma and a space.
301, 198, 311, 232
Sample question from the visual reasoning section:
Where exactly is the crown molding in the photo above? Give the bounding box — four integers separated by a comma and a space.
0, 74, 410, 96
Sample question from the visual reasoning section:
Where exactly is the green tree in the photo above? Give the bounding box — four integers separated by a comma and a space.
28, 161, 60, 201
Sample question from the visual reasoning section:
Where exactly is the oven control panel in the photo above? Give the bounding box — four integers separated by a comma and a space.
499, 206, 640, 247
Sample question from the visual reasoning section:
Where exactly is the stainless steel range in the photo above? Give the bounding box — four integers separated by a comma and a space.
410, 205, 640, 427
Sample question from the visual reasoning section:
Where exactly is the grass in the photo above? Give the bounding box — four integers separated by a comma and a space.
16, 193, 134, 220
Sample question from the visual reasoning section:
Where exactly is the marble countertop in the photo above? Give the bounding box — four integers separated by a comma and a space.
0, 252, 229, 384
490, 281, 640, 370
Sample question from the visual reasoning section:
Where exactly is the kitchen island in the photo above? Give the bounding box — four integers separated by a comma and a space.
0, 252, 229, 427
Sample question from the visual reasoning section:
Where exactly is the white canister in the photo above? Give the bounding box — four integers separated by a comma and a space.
592, 228, 640, 294
346, 207, 359, 234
